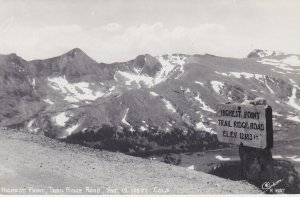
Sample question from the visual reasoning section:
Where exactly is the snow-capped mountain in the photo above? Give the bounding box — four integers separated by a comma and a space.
1, 48, 299, 154
247, 49, 285, 58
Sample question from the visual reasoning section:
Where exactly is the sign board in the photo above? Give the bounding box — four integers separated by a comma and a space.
216, 103, 273, 149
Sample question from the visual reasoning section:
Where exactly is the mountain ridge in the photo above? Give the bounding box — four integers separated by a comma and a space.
0, 48, 299, 155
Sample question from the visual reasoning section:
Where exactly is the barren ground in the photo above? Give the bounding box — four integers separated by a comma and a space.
0, 129, 261, 195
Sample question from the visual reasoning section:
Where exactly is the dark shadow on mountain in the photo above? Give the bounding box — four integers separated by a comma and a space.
209, 159, 300, 194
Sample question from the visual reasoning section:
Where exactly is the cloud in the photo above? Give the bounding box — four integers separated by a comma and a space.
0, 22, 299, 63
0, 16, 15, 33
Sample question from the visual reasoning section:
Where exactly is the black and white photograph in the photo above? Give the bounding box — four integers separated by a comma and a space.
0, 0, 300, 195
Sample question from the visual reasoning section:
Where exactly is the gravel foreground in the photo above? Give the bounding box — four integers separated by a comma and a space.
0, 129, 261, 195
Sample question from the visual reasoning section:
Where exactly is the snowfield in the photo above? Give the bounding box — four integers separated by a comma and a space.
155, 54, 187, 81
116, 54, 187, 88
117, 71, 153, 88
214, 72, 274, 94
48, 76, 104, 102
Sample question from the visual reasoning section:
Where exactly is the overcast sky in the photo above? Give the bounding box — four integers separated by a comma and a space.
0, 0, 300, 63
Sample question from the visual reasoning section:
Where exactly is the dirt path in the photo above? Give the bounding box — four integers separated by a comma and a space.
0, 129, 261, 195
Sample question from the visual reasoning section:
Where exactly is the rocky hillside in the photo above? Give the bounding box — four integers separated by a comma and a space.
0, 48, 299, 154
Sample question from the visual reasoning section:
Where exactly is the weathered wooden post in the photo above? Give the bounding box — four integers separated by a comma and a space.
216, 98, 274, 184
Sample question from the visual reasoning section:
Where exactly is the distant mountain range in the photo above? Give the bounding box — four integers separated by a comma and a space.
1, 48, 299, 154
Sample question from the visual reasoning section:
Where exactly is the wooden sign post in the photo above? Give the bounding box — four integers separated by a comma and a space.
216, 101, 274, 184
216, 103, 273, 149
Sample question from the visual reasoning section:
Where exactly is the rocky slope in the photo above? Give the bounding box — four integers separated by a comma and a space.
0, 48, 299, 154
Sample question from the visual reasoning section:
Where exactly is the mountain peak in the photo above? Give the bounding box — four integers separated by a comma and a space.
65, 48, 86, 57
59, 48, 98, 65
247, 49, 284, 58
132, 54, 162, 77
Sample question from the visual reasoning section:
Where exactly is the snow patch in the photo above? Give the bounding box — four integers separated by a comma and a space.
257, 56, 300, 71
155, 55, 179, 84
150, 91, 159, 97
162, 98, 176, 113
211, 81, 224, 94
44, 98, 54, 105
133, 67, 141, 74
142, 120, 149, 127
195, 122, 216, 134
287, 155, 300, 162
215, 71, 266, 81
140, 126, 147, 131
31, 78, 36, 87
287, 86, 300, 111
272, 69, 286, 74
264, 79, 274, 94
27, 119, 34, 128
287, 115, 300, 122
71, 104, 79, 108
109, 86, 115, 91
195, 81, 204, 86
229, 72, 254, 79
53, 112, 69, 127
117, 71, 153, 88
215, 71, 228, 77
187, 165, 195, 170
27, 119, 39, 133
122, 108, 130, 126
283, 56, 300, 67
273, 112, 283, 116
272, 155, 283, 159
66, 123, 80, 135
253, 50, 284, 58
154, 55, 186, 84
48, 76, 104, 102
258, 59, 281, 66
215, 155, 231, 161
194, 94, 216, 113
116, 54, 187, 88
274, 122, 282, 127
122, 108, 134, 132
167, 122, 173, 127
154, 54, 187, 83
290, 79, 296, 85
